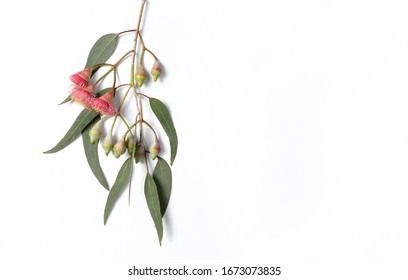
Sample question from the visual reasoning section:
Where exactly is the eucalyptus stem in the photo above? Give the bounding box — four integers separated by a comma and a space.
122, 120, 143, 138
118, 85, 133, 113
118, 29, 136, 36
129, 0, 148, 165
109, 85, 132, 133
139, 49, 146, 67
142, 120, 158, 138
94, 50, 133, 85
95, 68, 114, 85
114, 50, 135, 68
130, 0, 147, 87
145, 48, 158, 61
118, 114, 131, 129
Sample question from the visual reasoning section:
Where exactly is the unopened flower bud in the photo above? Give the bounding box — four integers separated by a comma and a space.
126, 133, 136, 155
89, 120, 103, 144
149, 137, 161, 160
70, 68, 92, 87
134, 142, 145, 163
102, 133, 113, 156
150, 60, 162, 82
113, 137, 126, 158
135, 66, 147, 87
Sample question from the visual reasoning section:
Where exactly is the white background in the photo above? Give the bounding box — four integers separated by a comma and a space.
1, 0, 408, 278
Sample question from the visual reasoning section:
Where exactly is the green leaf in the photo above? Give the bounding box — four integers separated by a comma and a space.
44, 109, 99, 154
153, 157, 172, 216
145, 173, 163, 245
149, 98, 178, 165
82, 117, 109, 190
104, 158, 133, 224
85, 33, 118, 69
58, 95, 71, 105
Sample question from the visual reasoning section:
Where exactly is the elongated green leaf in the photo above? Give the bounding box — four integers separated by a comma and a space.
85, 33, 118, 69
58, 95, 71, 105
149, 98, 178, 165
145, 173, 163, 245
44, 109, 99, 154
153, 157, 172, 216
82, 117, 109, 190
104, 158, 133, 224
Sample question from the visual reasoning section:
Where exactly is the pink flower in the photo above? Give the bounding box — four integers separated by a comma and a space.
91, 89, 116, 116
70, 86, 94, 109
69, 68, 92, 87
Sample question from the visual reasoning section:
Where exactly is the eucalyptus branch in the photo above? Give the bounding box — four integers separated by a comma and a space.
46, 0, 178, 246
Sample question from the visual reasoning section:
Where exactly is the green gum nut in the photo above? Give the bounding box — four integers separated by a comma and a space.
149, 138, 161, 160
151, 60, 162, 82
89, 121, 102, 144
134, 143, 145, 163
102, 134, 113, 156
126, 133, 136, 155
113, 138, 126, 158
135, 66, 147, 87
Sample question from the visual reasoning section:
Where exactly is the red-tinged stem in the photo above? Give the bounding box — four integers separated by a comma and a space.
142, 120, 158, 139
116, 83, 130, 90
138, 34, 159, 61
130, 0, 147, 86
118, 29, 136, 36
138, 92, 150, 99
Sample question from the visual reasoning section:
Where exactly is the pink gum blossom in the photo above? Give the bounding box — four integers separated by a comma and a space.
69, 68, 92, 87
91, 89, 116, 116
70, 86, 94, 109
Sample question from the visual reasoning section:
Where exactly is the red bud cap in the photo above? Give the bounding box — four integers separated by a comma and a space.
70, 68, 92, 87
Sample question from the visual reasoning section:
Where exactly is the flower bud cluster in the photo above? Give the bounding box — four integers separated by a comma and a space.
134, 60, 162, 87
93, 126, 162, 162
69, 68, 117, 116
